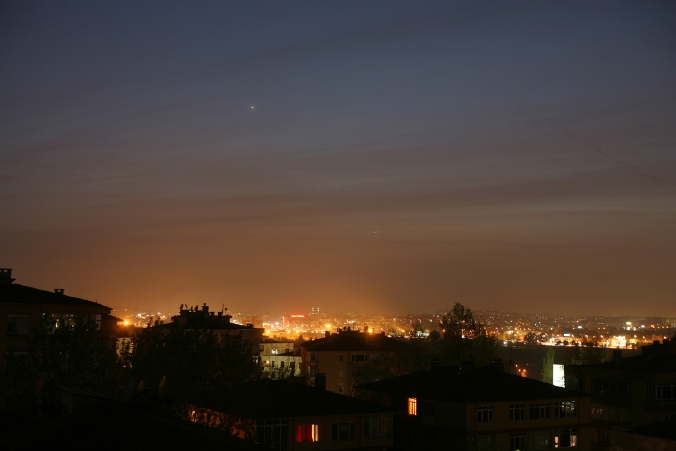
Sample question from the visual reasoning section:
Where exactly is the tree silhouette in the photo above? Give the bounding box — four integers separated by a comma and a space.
438, 303, 497, 366
120, 324, 259, 402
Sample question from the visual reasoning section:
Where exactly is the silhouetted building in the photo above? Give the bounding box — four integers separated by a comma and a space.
301, 329, 409, 395
181, 378, 395, 450
564, 338, 676, 449
356, 360, 592, 450
0, 268, 120, 364
162, 303, 265, 360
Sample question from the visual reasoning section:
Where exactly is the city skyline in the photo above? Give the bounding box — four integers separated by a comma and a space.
2, 1, 675, 316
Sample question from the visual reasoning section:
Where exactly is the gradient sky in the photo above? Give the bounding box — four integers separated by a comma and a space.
2, 1, 675, 316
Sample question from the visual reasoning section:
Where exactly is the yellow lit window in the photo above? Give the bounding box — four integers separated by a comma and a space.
408, 397, 417, 416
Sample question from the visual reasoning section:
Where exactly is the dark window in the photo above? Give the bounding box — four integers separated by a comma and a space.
477, 405, 494, 423
530, 431, 551, 450
332, 422, 356, 440
6, 315, 29, 336
256, 418, 289, 451
364, 415, 387, 437
338, 354, 344, 361
510, 433, 526, 451
509, 404, 525, 421
530, 402, 551, 420
565, 376, 580, 390
651, 383, 676, 402
351, 354, 369, 362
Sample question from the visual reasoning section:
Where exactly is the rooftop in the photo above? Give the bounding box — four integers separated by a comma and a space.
302, 330, 409, 353
574, 339, 676, 373
189, 379, 394, 419
356, 362, 589, 404
0, 283, 110, 310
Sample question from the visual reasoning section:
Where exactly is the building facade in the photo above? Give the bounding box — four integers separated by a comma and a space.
301, 329, 409, 395
1, 268, 119, 364
357, 360, 592, 450
564, 339, 676, 449
261, 337, 302, 378
182, 379, 394, 451
165, 304, 265, 360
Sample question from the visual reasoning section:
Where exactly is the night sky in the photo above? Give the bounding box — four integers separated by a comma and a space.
2, 1, 675, 316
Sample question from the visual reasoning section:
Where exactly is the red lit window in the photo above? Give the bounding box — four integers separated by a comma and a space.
296, 424, 319, 442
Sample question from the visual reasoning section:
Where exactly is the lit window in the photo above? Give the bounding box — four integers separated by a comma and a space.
554, 401, 577, 418
554, 429, 577, 448
477, 405, 494, 423
296, 424, 319, 442
408, 397, 417, 416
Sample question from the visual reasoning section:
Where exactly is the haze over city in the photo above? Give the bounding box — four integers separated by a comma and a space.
2, 1, 675, 317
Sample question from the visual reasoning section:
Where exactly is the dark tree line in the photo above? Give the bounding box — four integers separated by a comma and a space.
119, 324, 260, 401
351, 303, 498, 387
1, 314, 260, 415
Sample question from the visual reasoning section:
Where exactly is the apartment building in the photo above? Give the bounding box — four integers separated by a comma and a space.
564, 338, 676, 449
163, 304, 265, 360
0, 268, 119, 363
356, 360, 592, 450
182, 378, 395, 450
261, 337, 302, 378
300, 328, 409, 395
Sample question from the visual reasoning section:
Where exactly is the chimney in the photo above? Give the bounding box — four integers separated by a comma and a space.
325, 331, 331, 338
613, 349, 622, 367
54, 288, 65, 295
0, 268, 15, 284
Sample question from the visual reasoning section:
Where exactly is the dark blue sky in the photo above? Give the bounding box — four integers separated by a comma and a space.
2, 1, 675, 316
